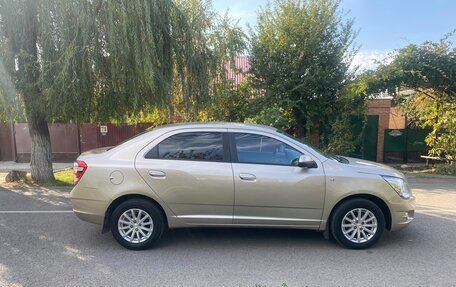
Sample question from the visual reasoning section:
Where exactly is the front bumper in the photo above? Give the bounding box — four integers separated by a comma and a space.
389, 195, 416, 231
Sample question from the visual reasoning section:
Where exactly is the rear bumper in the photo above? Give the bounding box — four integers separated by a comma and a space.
71, 198, 107, 225
73, 209, 104, 225
389, 196, 416, 231
70, 184, 111, 225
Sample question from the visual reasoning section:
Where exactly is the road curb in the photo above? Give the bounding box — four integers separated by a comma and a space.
404, 171, 456, 180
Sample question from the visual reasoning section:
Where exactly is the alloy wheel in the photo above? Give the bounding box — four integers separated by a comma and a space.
341, 208, 378, 243
117, 208, 154, 244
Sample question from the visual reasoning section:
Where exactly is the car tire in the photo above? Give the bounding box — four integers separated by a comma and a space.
330, 198, 385, 249
110, 199, 165, 250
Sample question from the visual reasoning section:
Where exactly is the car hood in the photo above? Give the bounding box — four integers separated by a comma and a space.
342, 156, 405, 179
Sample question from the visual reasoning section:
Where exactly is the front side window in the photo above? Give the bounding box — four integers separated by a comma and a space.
147, 132, 224, 161
233, 133, 302, 166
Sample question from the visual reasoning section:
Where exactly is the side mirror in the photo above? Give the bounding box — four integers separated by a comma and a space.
298, 155, 317, 168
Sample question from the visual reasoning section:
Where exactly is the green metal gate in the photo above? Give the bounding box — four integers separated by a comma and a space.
351, 115, 378, 162
363, 115, 379, 162
383, 128, 429, 163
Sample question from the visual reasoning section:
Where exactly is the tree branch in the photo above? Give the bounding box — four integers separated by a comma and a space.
416, 88, 436, 100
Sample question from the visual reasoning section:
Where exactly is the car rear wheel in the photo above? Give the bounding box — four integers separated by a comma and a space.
330, 198, 385, 249
110, 199, 165, 250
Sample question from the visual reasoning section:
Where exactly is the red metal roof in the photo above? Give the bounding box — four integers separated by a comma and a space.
226, 56, 251, 86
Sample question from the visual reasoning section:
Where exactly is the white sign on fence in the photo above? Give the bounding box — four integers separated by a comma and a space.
100, 125, 108, 136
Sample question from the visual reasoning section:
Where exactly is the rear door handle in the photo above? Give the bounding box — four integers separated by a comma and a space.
239, 173, 256, 181
148, 170, 166, 178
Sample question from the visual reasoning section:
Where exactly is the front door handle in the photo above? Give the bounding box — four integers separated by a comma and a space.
239, 173, 256, 181
148, 170, 166, 178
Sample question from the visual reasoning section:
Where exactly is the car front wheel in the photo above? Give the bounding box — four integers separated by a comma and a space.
110, 199, 165, 250
330, 198, 385, 249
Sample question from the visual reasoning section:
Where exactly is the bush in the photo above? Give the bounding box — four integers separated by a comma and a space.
325, 116, 357, 156
434, 164, 456, 176
244, 105, 292, 131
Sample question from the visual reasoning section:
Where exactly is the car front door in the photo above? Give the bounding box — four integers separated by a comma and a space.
135, 129, 234, 225
229, 131, 326, 228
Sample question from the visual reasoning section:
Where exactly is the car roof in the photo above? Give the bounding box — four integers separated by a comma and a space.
108, 122, 278, 153
155, 122, 278, 132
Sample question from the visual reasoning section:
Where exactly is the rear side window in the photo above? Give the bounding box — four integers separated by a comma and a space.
233, 133, 302, 166
146, 132, 224, 162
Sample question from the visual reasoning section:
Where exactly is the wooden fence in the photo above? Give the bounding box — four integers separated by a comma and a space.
0, 123, 153, 162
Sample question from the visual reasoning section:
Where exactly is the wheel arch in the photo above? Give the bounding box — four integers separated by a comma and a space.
102, 194, 168, 233
326, 194, 392, 232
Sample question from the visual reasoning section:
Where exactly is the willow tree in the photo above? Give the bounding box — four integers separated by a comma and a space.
0, 0, 245, 183
167, 0, 247, 121
0, 0, 55, 182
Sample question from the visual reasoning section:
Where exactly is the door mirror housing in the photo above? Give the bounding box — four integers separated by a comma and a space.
298, 155, 317, 168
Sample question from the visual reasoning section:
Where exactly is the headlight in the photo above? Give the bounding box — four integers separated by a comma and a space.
382, 176, 411, 199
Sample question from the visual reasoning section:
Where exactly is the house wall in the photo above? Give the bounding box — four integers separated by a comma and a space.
389, 106, 406, 130
367, 98, 406, 162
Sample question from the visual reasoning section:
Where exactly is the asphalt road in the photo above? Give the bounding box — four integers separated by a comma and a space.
0, 176, 455, 287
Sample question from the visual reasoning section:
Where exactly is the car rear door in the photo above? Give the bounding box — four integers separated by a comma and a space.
228, 130, 326, 228
135, 128, 234, 225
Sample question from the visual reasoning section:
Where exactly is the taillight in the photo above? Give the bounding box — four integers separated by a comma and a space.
73, 161, 88, 185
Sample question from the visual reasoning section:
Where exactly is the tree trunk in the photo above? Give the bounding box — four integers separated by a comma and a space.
21, 0, 55, 183
294, 106, 307, 139
28, 116, 54, 183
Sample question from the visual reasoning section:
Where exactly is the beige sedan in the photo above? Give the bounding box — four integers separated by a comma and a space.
70, 123, 415, 250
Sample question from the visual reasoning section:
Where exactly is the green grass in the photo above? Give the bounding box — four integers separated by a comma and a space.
54, 169, 74, 186
25, 168, 74, 186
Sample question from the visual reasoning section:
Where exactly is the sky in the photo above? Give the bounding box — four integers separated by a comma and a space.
213, 0, 456, 70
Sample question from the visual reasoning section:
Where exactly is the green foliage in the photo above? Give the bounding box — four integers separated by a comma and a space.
320, 80, 367, 154
0, 60, 22, 121
363, 34, 456, 159
245, 104, 293, 131
249, 0, 358, 140
125, 107, 171, 126
207, 79, 251, 122
364, 33, 456, 101
0, 0, 247, 183
170, 0, 247, 120
434, 163, 456, 176
402, 95, 456, 159
325, 117, 356, 155
208, 91, 245, 122
0, 0, 247, 123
